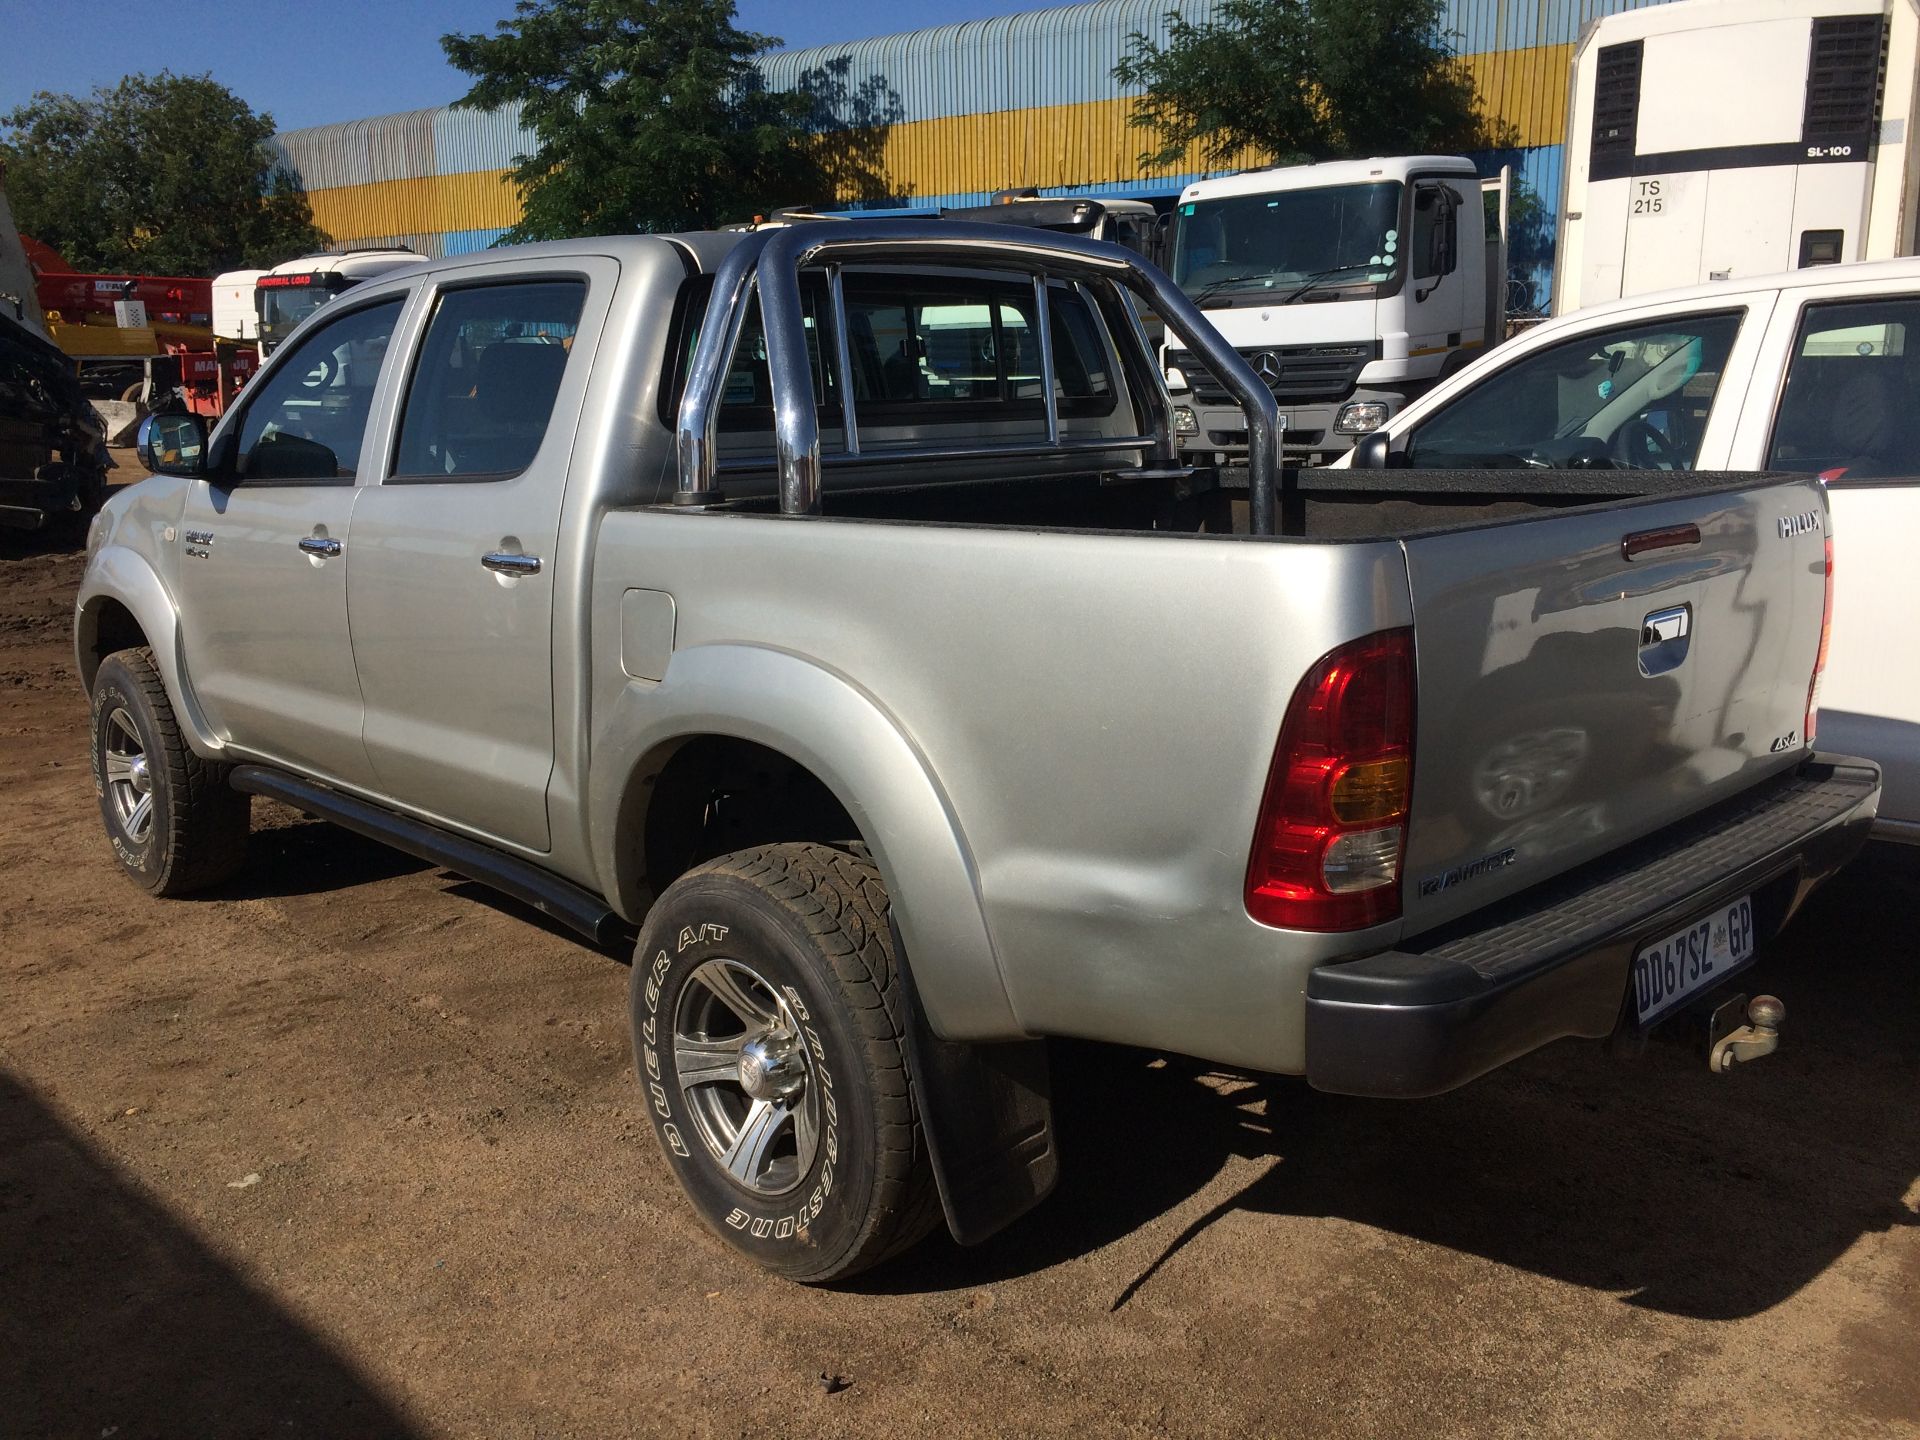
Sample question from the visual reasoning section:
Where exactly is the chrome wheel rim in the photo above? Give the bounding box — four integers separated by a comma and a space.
102, 707, 155, 844
673, 958, 819, 1197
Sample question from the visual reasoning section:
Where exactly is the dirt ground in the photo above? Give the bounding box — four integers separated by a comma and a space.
3, 465, 1918, 1438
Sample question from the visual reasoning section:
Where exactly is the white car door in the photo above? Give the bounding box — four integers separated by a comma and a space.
1361, 288, 1777, 469
1731, 279, 1920, 838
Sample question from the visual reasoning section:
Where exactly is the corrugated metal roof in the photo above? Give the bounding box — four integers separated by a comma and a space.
274, 106, 441, 190
432, 101, 539, 176
760, 0, 1677, 122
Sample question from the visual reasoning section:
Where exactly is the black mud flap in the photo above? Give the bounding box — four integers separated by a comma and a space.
894, 948, 1056, 1246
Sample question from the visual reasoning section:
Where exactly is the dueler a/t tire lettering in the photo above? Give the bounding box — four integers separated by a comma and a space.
631, 843, 940, 1282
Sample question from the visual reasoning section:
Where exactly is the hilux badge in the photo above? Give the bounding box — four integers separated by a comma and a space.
1778, 511, 1820, 539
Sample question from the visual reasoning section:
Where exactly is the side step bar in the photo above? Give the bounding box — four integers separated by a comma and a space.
229, 765, 628, 948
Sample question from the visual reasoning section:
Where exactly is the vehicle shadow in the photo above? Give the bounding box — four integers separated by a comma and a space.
864, 843, 1920, 1319
0, 1070, 420, 1438
199, 812, 431, 901
0, 523, 86, 559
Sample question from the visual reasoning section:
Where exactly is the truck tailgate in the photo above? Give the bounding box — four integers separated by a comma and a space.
1399, 478, 1829, 935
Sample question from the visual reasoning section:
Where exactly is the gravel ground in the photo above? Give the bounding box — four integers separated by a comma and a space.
2, 476, 1917, 1438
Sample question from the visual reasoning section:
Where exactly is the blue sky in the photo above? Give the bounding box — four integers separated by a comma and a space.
0, 0, 1047, 132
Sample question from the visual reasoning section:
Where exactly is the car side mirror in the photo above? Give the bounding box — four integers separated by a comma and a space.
1351, 429, 1400, 469
136, 412, 208, 477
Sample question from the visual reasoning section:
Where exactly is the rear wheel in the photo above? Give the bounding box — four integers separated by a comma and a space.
631, 842, 939, 1281
90, 648, 249, 896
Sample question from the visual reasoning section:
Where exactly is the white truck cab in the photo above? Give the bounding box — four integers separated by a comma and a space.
1164, 156, 1508, 467
255, 247, 422, 357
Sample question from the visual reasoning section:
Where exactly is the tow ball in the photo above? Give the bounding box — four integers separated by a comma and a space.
1708, 994, 1786, 1073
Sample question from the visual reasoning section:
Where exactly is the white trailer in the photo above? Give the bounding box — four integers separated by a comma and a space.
1556, 0, 1920, 313
211, 269, 265, 343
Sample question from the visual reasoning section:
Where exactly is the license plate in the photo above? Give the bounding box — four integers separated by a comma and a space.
1632, 895, 1755, 1025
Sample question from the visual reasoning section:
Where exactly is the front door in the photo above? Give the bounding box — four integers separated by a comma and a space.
173, 294, 409, 789
348, 266, 603, 853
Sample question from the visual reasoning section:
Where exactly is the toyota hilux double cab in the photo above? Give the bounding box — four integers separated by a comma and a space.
78, 221, 1877, 1281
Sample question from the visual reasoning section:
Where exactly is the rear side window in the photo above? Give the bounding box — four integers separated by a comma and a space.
1406, 312, 1741, 471
1767, 295, 1920, 484
392, 280, 586, 481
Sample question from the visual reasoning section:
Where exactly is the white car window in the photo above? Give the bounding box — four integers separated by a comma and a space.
1404, 311, 1743, 471
1767, 295, 1920, 484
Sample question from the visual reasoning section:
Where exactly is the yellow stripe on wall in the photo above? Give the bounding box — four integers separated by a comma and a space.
306, 39, 1571, 244
1462, 42, 1574, 151
305, 169, 524, 244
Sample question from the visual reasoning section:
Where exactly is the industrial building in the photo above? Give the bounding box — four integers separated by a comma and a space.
269, 0, 1674, 291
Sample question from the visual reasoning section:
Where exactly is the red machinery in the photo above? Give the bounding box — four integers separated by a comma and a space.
27, 243, 253, 417
35, 270, 212, 327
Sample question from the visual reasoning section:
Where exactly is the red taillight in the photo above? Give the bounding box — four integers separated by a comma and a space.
1807, 536, 1833, 747
1246, 628, 1415, 931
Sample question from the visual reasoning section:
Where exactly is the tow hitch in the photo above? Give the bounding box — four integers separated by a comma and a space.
1708, 994, 1785, 1073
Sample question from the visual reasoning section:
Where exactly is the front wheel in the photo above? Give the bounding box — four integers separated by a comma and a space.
90, 648, 249, 895
631, 843, 939, 1282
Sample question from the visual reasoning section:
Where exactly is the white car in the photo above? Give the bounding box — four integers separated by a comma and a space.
1342, 256, 1920, 840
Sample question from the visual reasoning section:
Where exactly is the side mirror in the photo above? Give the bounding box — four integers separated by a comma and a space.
1351, 429, 1399, 470
136, 412, 209, 477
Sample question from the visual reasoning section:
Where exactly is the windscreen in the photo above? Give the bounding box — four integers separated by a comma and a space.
257, 283, 333, 352
1172, 182, 1402, 303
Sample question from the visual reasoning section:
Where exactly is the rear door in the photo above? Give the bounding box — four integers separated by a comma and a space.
1735, 279, 1920, 830
347, 258, 612, 853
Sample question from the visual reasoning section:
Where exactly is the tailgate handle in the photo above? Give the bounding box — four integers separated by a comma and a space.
1623, 523, 1701, 561
1639, 604, 1692, 676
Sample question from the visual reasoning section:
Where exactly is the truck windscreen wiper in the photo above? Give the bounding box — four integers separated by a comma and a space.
1183, 274, 1281, 305
1278, 264, 1378, 305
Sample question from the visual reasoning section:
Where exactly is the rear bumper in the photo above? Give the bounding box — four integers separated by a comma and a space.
1304, 759, 1881, 1098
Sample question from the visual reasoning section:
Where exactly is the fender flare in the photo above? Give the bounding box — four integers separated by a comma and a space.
589, 642, 1022, 1043
74, 546, 222, 755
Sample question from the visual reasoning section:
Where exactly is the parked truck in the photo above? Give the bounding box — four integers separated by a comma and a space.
1556, 0, 1920, 313
1162, 155, 1510, 469
254, 246, 421, 357
83, 221, 1875, 1281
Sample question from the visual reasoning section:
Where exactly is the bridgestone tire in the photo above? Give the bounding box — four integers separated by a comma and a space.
89, 648, 249, 896
631, 843, 940, 1282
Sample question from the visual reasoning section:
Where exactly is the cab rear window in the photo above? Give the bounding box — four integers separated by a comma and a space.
661, 267, 1118, 439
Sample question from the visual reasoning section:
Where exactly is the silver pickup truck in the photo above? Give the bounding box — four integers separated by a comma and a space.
76, 221, 1878, 1282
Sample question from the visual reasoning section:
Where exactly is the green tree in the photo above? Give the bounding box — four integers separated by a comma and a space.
0, 73, 328, 275
443, 0, 902, 241
1114, 0, 1513, 170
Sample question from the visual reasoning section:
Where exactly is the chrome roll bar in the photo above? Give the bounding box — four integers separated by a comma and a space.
672, 219, 1282, 534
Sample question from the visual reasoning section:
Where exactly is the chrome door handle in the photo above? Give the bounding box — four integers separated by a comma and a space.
298, 536, 342, 558
481, 552, 542, 576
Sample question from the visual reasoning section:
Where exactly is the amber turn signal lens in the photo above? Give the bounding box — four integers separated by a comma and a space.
1329, 757, 1410, 824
